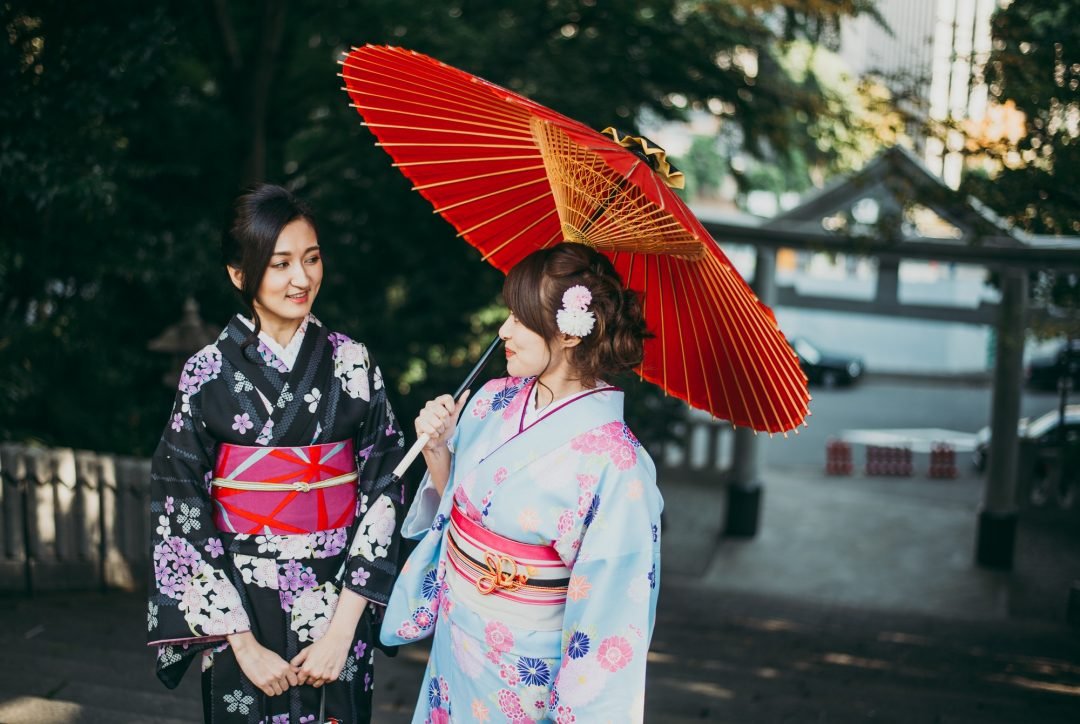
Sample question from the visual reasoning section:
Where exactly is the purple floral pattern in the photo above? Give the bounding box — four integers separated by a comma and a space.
148, 315, 404, 719
177, 346, 222, 398
153, 535, 203, 600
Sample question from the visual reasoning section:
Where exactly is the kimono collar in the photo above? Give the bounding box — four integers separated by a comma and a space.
475, 377, 622, 466
521, 379, 614, 430
237, 314, 317, 372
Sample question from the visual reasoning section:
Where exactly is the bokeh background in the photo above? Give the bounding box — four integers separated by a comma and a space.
2, 1, 1079, 722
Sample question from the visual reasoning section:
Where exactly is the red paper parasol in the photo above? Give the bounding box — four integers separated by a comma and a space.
340, 45, 809, 434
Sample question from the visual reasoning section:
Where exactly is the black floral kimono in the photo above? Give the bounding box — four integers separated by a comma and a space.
147, 314, 407, 723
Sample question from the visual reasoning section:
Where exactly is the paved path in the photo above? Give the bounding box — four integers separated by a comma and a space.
2, 467, 1079, 722
2, 582, 1079, 723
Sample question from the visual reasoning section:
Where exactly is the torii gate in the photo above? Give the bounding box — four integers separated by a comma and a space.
697, 145, 1080, 570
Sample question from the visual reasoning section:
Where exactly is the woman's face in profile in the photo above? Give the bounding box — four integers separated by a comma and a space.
499, 312, 552, 378
253, 218, 323, 325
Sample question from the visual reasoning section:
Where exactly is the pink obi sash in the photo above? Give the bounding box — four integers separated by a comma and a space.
445, 505, 570, 630
210, 441, 358, 535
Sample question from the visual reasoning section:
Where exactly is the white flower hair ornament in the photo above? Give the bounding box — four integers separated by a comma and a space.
556, 285, 596, 337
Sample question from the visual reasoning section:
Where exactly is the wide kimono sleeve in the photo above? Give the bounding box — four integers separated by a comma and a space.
147, 351, 251, 688
399, 375, 498, 539
551, 457, 663, 723
341, 353, 408, 606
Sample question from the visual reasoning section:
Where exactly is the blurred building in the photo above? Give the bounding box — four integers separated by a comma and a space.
840, 0, 1014, 189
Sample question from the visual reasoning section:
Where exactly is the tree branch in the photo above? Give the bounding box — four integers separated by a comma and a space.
210, 0, 243, 71
244, 0, 289, 184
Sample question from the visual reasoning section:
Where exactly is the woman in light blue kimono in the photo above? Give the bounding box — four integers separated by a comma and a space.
384, 242, 663, 723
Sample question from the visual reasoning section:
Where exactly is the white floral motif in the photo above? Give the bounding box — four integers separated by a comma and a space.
276, 383, 294, 409
255, 534, 280, 554
147, 602, 159, 631
339, 654, 358, 682
180, 567, 250, 637
176, 502, 201, 534
451, 623, 485, 679
158, 645, 182, 666
291, 582, 340, 643
155, 515, 171, 537
519, 685, 550, 721
233, 371, 253, 393
556, 285, 596, 337
334, 340, 371, 401
555, 656, 609, 707
349, 494, 396, 561
277, 534, 316, 560
304, 387, 322, 413
223, 689, 254, 714
518, 508, 540, 532
626, 572, 651, 603
234, 554, 279, 589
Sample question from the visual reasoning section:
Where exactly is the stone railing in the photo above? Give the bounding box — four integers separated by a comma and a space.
0, 444, 149, 593
0, 415, 731, 592
647, 412, 735, 486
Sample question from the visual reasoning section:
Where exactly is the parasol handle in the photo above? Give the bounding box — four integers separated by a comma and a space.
391, 334, 504, 480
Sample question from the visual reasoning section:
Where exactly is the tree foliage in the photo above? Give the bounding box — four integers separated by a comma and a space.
1, 0, 882, 453
961, 0, 1079, 235
957, 0, 1080, 338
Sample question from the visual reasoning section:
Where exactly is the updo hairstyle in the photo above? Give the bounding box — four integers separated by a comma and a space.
502, 243, 652, 387
221, 183, 317, 341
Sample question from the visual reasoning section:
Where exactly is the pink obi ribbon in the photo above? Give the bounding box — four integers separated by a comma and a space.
210, 440, 358, 535
444, 505, 570, 630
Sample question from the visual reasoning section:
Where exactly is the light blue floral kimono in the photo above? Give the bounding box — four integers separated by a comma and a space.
384, 376, 663, 723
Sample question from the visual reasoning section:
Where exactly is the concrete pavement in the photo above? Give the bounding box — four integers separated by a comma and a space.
663, 468, 1010, 620
1, 464, 1078, 722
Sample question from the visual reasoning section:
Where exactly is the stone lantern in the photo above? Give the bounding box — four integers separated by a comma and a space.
148, 297, 219, 388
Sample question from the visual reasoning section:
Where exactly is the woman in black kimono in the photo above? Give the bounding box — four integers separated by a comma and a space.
147, 184, 406, 723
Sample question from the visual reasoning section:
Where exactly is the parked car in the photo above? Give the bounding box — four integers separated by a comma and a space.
972, 404, 1080, 509
1026, 339, 1080, 391
788, 337, 864, 388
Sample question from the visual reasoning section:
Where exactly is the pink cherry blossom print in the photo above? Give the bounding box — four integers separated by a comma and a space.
485, 621, 514, 653
596, 635, 634, 672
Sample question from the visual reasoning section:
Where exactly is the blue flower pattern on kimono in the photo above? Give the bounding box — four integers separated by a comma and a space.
384, 376, 662, 723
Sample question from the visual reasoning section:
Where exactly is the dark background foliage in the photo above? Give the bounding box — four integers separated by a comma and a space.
3, 0, 884, 454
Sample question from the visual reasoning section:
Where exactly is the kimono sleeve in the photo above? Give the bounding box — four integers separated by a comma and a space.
147, 355, 251, 687
400, 375, 501, 538
342, 354, 408, 605
552, 465, 663, 723
400, 423, 461, 539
